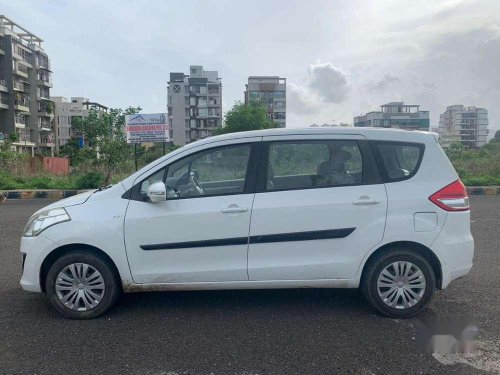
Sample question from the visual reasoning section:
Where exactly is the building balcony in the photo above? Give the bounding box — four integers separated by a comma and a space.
13, 81, 29, 92
14, 101, 30, 113
17, 58, 33, 69
38, 111, 54, 118
14, 67, 29, 79
15, 117, 28, 129
37, 79, 52, 88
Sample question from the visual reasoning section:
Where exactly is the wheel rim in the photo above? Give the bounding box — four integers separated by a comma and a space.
55, 263, 105, 311
377, 261, 426, 310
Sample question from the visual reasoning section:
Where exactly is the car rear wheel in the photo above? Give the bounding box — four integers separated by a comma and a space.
362, 249, 436, 318
45, 251, 121, 319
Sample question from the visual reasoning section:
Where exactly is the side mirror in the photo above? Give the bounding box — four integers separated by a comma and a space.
147, 181, 166, 203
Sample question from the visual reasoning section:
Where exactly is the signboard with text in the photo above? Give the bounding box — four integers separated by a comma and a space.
125, 113, 169, 144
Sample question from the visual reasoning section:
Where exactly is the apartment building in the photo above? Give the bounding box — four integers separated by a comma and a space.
167, 65, 222, 146
244, 76, 286, 128
51, 96, 108, 152
438, 105, 489, 149
0, 15, 54, 155
354, 102, 430, 130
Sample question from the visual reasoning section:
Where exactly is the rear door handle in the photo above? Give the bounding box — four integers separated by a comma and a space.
353, 197, 379, 205
221, 205, 248, 214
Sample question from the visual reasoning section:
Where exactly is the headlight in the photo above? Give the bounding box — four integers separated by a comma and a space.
23, 208, 71, 237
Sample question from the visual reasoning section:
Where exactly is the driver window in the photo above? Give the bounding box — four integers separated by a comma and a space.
165, 144, 251, 198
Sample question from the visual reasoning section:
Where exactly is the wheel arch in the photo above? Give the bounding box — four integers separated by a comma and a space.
360, 241, 443, 289
39, 243, 122, 293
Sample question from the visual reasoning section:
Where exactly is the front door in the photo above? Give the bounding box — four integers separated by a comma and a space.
248, 135, 387, 281
124, 140, 259, 284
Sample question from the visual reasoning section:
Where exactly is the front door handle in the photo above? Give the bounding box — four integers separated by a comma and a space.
353, 197, 379, 205
221, 205, 248, 214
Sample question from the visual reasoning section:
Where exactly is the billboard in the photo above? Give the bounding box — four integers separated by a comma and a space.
125, 113, 170, 144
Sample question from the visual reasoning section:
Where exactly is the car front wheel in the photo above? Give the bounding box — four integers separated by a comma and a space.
45, 251, 121, 319
362, 249, 436, 318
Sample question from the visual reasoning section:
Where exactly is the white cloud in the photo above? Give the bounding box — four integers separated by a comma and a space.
307, 61, 349, 103
367, 74, 401, 92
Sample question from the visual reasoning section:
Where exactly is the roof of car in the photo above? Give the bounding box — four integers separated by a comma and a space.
188, 127, 437, 148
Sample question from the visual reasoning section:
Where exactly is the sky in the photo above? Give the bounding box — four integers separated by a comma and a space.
2, 0, 500, 134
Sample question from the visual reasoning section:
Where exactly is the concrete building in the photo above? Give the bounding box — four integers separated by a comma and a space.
438, 105, 489, 149
244, 76, 286, 128
0, 15, 54, 155
354, 102, 430, 131
51, 96, 108, 152
167, 65, 222, 146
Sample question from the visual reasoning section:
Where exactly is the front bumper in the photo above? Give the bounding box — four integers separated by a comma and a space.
20, 235, 58, 293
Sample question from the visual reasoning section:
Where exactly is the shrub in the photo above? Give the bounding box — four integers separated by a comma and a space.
74, 171, 105, 189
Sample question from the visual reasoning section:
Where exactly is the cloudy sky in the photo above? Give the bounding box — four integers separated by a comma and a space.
2, 0, 500, 133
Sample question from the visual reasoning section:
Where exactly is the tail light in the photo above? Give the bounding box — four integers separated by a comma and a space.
429, 180, 470, 211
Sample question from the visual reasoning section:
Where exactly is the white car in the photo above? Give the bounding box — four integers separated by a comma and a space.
20, 128, 474, 319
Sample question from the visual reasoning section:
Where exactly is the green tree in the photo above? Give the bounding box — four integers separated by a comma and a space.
72, 106, 141, 185
215, 102, 280, 135
491, 129, 500, 142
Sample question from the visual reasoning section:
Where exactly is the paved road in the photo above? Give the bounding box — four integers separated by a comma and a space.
0, 197, 499, 375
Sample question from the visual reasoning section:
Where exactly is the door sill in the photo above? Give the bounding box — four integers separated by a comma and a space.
123, 278, 359, 292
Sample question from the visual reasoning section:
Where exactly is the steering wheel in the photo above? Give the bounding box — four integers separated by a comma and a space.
189, 172, 205, 195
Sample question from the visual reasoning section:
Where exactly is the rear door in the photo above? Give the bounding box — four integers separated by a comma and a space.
248, 134, 387, 281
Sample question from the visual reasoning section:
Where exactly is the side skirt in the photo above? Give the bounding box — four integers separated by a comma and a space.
122, 278, 360, 293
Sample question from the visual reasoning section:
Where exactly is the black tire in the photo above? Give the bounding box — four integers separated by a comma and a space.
362, 249, 436, 318
45, 251, 121, 319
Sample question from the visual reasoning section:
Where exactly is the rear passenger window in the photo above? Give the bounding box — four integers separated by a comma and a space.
267, 141, 363, 191
375, 142, 423, 181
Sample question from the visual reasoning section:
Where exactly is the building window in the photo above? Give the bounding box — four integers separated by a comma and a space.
198, 108, 208, 117
189, 97, 196, 105
249, 91, 260, 101
274, 101, 285, 109
274, 91, 285, 99
198, 97, 207, 107
275, 112, 286, 120
208, 84, 219, 94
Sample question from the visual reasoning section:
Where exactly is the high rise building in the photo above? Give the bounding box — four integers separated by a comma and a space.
438, 105, 489, 149
0, 15, 54, 155
167, 65, 222, 146
51, 96, 108, 152
354, 102, 430, 130
244, 76, 286, 128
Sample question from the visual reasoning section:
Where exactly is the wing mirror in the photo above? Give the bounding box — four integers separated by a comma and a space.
147, 181, 166, 203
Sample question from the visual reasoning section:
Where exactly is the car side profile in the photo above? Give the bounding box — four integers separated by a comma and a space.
20, 128, 474, 319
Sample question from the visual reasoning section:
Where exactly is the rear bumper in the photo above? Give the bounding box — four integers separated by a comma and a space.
432, 211, 474, 289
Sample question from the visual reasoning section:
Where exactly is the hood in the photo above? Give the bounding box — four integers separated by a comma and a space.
31, 190, 96, 216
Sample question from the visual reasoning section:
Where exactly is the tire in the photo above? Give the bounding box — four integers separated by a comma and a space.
45, 251, 121, 319
362, 249, 436, 318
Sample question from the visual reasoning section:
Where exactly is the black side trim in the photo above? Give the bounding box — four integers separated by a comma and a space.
140, 228, 356, 250
249, 228, 355, 244
140, 237, 248, 250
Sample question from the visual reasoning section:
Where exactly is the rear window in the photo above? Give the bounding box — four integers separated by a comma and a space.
373, 142, 424, 182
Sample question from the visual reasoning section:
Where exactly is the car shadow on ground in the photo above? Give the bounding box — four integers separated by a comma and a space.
112, 288, 374, 318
